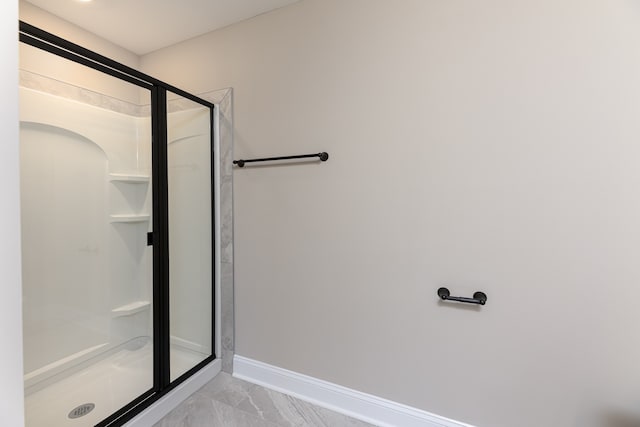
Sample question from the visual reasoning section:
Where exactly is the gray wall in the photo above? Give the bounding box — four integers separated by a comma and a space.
142, 1, 640, 426
19, 1, 139, 68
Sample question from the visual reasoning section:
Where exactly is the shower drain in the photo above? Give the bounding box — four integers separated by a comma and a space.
68, 403, 95, 419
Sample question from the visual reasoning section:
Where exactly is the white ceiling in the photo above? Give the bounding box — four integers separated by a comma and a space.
25, 0, 301, 55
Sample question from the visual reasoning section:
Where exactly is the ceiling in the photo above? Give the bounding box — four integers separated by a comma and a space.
24, 0, 301, 55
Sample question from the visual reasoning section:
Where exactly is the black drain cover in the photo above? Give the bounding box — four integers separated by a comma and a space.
68, 403, 95, 419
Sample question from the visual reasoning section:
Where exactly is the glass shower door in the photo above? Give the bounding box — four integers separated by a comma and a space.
20, 42, 154, 427
20, 21, 218, 426
166, 92, 214, 381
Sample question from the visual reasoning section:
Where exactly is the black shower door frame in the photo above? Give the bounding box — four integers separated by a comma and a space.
19, 21, 217, 427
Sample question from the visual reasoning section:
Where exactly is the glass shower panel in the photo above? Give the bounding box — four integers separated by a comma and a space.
20, 43, 154, 427
167, 92, 213, 381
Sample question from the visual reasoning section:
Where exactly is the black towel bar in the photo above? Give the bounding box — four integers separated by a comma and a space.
233, 152, 329, 168
437, 287, 487, 305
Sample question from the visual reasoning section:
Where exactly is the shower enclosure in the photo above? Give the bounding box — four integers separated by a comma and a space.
19, 22, 216, 427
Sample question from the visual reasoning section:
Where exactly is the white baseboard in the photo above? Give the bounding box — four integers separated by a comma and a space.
125, 359, 221, 427
233, 355, 475, 427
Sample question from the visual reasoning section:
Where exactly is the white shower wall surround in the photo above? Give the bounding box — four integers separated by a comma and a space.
20, 85, 154, 390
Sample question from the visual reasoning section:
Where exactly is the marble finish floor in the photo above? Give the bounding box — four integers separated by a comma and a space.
155, 373, 376, 427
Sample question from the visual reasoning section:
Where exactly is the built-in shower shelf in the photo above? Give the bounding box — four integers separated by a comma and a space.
112, 301, 151, 317
110, 214, 150, 223
109, 173, 150, 183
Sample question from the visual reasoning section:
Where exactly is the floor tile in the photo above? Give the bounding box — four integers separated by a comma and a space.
155, 373, 376, 427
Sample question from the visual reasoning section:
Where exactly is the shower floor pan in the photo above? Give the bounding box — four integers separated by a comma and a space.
25, 339, 205, 427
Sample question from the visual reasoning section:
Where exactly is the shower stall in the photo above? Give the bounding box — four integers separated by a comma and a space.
19, 23, 217, 427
